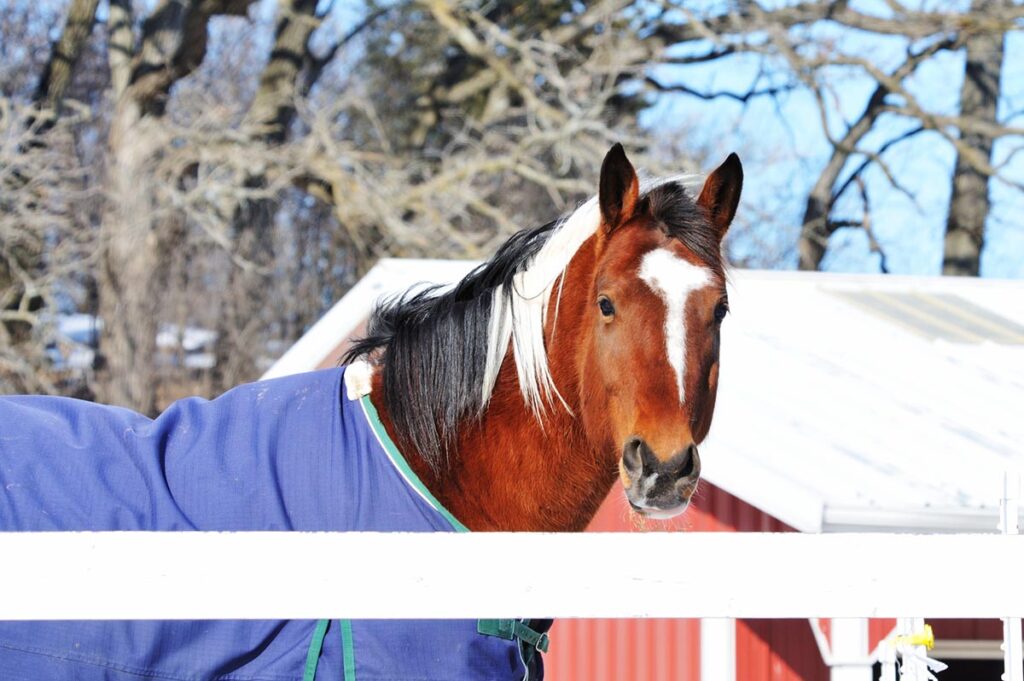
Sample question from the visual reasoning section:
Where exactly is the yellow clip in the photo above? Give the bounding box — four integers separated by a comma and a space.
892, 624, 935, 650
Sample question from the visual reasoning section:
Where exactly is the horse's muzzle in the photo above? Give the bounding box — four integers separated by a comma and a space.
620, 436, 701, 518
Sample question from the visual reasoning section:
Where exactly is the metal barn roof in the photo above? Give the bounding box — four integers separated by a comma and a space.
264, 259, 1024, 534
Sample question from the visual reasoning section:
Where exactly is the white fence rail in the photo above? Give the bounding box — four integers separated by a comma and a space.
1, 532, 1022, 620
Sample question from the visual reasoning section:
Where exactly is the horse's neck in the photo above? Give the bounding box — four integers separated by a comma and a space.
370, 365, 613, 532
369, 238, 618, 531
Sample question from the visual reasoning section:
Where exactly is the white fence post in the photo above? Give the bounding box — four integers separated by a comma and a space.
1002, 472, 1023, 681
830, 618, 872, 681
880, 632, 898, 681
700, 619, 736, 681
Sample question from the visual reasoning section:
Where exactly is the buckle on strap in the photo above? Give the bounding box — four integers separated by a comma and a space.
477, 619, 551, 653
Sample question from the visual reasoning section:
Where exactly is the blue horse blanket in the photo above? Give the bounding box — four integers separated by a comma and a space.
0, 367, 542, 680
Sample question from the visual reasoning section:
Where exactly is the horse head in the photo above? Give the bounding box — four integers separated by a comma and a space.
353, 144, 741, 530
575, 144, 742, 519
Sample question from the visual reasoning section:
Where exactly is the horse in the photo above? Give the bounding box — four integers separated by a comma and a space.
0, 144, 741, 680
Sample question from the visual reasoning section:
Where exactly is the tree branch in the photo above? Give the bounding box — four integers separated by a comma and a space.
32, 0, 101, 122
644, 75, 795, 103
107, 0, 134, 98
128, 0, 257, 116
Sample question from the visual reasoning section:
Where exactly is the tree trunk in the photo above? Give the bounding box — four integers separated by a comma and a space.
798, 166, 842, 271
107, 0, 134, 98
244, 0, 319, 143
33, 0, 101, 115
942, 0, 1006, 276
797, 87, 887, 270
96, 0, 255, 411
97, 101, 168, 413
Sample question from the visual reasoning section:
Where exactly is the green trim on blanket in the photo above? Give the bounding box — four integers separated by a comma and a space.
359, 394, 469, 533
302, 619, 330, 681
341, 619, 357, 681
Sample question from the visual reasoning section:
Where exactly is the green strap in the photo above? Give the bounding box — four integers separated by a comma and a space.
341, 619, 357, 681
302, 619, 330, 681
477, 619, 550, 654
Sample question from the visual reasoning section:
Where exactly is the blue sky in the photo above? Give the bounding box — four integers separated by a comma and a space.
639, 4, 1023, 278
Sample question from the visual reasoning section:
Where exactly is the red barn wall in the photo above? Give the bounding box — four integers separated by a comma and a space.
739, 619, 827, 681
931, 619, 1003, 640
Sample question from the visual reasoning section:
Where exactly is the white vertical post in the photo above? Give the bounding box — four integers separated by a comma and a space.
831, 618, 872, 681
1001, 473, 1023, 681
879, 630, 898, 681
701, 618, 736, 681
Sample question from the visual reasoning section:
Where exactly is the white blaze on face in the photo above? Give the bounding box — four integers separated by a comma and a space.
638, 249, 711, 404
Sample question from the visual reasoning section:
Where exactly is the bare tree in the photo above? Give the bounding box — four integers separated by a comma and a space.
795, 40, 955, 270
644, 0, 1023, 273
0, 101, 96, 395
98, 0, 256, 412
943, 0, 1009, 276
33, 0, 101, 118
0, 0, 713, 401
3, 0, 1021, 406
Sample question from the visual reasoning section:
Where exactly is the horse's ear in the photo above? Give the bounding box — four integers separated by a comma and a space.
697, 153, 743, 244
599, 143, 639, 232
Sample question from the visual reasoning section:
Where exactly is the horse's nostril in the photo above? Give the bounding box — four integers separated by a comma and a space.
676, 444, 699, 481
621, 437, 644, 477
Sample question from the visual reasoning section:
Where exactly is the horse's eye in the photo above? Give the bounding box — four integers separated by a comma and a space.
598, 296, 615, 317
714, 301, 729, 323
